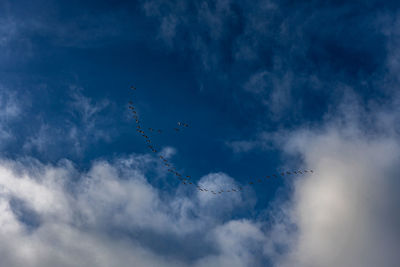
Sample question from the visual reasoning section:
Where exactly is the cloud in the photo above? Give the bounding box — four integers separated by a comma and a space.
274, 126, 400, 267
140, 0, 392, 122
0, 152, 268, 267
0, 87, 22, 143
259, 87, 400, 267
195, 220, 267, 267
0, 18, 18, 47
24, 87, 113, 157
225, 139, 257, 153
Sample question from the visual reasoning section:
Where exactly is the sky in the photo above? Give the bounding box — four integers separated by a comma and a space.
0, 0, 400, 266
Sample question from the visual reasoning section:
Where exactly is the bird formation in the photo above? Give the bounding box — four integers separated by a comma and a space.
128, 85, 313, 195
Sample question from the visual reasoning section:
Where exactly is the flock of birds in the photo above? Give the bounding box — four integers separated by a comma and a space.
128, 85, 313, 195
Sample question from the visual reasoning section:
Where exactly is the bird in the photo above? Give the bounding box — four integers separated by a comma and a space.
130, 86, 136, 90
310, 170, 314, 173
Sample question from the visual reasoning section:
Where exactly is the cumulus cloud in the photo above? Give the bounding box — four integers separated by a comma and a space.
0, 152, 267, 267
270, 125, 400, 267
259, 87, 400, 267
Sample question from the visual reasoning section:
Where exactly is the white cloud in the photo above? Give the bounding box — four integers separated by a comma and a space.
195, 220, 267, 267
265, 117, 400, 267
0, 152, 266, 267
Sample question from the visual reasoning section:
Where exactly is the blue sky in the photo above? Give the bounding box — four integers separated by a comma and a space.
0, 1, 400, 266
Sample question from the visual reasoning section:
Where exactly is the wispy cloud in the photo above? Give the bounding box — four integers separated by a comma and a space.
0, 87, 21, 143
24, 87, 113, 157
